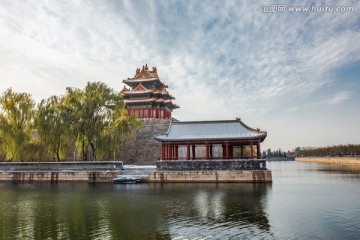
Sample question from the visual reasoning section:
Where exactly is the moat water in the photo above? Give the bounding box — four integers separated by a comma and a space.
0, 161, 359, 239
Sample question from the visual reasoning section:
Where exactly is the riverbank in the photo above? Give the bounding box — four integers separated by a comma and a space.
295, 157, 360, 164
0, 160, 272, 183
0, 161, 124, 183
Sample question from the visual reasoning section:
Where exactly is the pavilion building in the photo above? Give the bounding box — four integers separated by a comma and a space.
152, 118, 270, 174
121, 64, 179, 119
149, 118, 271, 182
154, 118, 267, 161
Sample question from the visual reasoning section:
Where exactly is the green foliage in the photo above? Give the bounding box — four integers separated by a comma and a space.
101, 109, 141, 160
35, 95, 71, 161
62, 82, 141, 161
264, 148, 287, 158
296, 144, 360, 157
1, 82, 141, 162
0, 89, 36, 161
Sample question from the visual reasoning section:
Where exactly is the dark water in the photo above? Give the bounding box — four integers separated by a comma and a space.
0, 162, 359, 240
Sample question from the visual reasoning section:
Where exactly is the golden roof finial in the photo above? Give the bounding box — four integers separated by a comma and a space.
145, 63, 148, 70
152, 66, 157, 72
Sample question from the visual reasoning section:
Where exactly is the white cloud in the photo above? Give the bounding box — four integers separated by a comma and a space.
328, 91, 351, 105
0, 0, 359, 150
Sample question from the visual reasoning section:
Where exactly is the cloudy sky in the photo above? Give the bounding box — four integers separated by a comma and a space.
0, 0, 359, 151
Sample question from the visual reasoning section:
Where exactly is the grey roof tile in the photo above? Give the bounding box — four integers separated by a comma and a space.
154, 119, 266, 142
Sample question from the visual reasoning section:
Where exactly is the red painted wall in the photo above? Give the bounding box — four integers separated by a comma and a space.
127, 108, 171, 119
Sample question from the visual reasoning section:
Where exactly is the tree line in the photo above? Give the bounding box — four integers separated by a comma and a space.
295, 144, 360, 157
0, 82, 141, 162
262, 149, 287, 158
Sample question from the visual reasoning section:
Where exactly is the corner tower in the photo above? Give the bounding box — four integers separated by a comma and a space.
121, 64, 179, 119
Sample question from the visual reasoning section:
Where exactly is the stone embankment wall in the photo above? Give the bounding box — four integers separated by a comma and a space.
295, 157, 360, 164
151, 159, 272, 183
0, 161, 124, 183
0, 161, 124, 171
148, 170, 272, 183
118, 118, 172, 164
0, 171, 119, 182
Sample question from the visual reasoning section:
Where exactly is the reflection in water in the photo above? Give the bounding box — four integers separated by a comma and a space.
1, 162, 360, 239
146, 183, 272, 239
0, 182, 271, 239
16, 198, 35, 239
194, 190, 227, 221
267, 161, 360, 240
317, 163, 360, 176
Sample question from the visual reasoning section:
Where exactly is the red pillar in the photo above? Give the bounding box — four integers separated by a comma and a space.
226, 142, 229, 159
175, 145, 178, 160
186, 143, 190, 160
173, 145, 175, 159
222, 144, 226, 159
161, 143, 165, 160
192, 145, 196, 159
206, 143, 209, 160
168, 143, 172, 160
210, 145, 213, 159
173, 144, 175, 159
257, 142, 261, 159
250, 142, 254, 159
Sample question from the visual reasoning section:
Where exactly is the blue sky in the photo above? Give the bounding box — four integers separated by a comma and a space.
0, 0, 359, 151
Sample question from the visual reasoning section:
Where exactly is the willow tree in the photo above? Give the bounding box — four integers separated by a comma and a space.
96, 100, 140, 161
64, 82, 141, 161
0, 89, 35, 161
35, 95, 72, 161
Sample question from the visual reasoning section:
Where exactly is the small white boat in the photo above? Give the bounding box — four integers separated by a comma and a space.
112, 175, 141, 184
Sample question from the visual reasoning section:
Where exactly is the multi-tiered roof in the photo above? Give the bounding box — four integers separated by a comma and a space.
121, 64, 179, 119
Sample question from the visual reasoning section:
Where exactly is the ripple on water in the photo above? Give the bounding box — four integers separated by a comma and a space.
0, 163, 359, 240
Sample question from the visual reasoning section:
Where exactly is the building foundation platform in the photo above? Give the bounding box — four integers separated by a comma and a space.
148, 170, 272, 183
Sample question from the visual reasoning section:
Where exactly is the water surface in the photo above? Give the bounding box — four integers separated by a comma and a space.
0, 161, 359, 239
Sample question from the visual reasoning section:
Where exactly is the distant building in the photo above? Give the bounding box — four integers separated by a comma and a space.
121, 64, 179, 119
